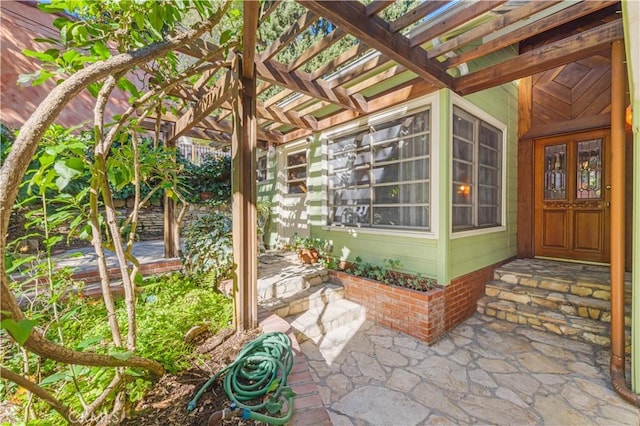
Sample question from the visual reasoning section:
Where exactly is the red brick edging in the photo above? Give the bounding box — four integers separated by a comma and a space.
258, 309, 332, 425
329, 259, 509, 344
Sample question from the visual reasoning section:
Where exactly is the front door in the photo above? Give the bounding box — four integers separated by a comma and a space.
534, 130, 610, 263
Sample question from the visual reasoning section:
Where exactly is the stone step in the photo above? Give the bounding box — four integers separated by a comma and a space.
288, 299, 366, 343
477, 296, 631, 352
258, 268, 329, 300
485, 280, 631, 326
494, 259, 632, 302
259, 284, 345, 319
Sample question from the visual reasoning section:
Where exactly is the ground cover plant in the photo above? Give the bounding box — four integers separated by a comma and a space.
325, 256, 438, 292
1, 272, 232, 425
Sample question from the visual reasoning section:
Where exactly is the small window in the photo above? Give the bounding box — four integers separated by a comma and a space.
257, 151, 268, 183
286, 150, 307, 194
452, 106, 503, 231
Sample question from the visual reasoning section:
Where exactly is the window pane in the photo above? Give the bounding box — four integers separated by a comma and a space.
372, 158, 428, 184
544, 144, 566, 200
373, 182, 429, 204
478, 206, 500, 226
287, 151, 306, 167
288, 182, 306, 194
453, 137, 473, 162
453, 112, 473, 141
576, 138, 602, 200
288, 165, 307, 180
372, 206, 428, 228
452, 206, 472, 229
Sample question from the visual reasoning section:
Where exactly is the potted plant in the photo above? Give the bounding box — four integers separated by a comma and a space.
291, 233, 325, 264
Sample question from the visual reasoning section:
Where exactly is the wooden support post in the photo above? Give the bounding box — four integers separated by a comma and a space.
610, 39, 626, 371
163, 124, 180, 259
231, 57, 258, 331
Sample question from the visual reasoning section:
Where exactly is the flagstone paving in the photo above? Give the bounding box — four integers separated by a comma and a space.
301, 314, 640, 425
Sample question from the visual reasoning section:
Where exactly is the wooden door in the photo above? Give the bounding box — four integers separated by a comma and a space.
534, 130, 610, 263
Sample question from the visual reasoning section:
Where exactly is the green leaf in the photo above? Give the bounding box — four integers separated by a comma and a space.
76, 336, 103, 351
134, 272, 144, 286
266, 378, 280, 393
65, 157, 85, 173
0, 318, 36, 345
22, 49, 56, 63
117, 78, 140, 98
87, 82, 101, 98
39, 370, 70, 386
54, 159, 82, 179
92, 41, 110, 59
265, 400, 282, 414
124, 368, 144, 377
219, 29, 232, 45
108, 349, 133, 361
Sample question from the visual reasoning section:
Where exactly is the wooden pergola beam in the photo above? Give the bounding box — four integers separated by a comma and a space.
389, 0, 454, 34
169, 68, 234, 142
260, 10, 317, 61
409, 0, 506, 48
300, 0, 453, 89
443, 0, 618, 69
427, 0, 561, 59
256, 59, 368, 114
287, 28, 347, 72
455, 19, 623, 95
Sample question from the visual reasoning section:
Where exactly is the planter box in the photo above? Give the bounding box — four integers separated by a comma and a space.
328, 260, 504, 345
328, 270, 446, 344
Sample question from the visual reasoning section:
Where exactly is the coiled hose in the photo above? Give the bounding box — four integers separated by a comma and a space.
187, 331, 296, 425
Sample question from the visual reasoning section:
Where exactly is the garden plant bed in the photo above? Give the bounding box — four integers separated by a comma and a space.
122, 328, 263, 426
328, 269, 446, 343
328, 260, 496, 345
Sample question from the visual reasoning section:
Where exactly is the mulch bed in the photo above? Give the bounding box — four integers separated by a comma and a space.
121, 328, 266, 426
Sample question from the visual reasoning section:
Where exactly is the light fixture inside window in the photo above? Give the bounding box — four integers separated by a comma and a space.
626, 105, 633, 128
457, 184, 470, 197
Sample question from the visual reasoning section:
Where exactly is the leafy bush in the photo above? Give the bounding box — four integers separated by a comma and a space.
1, 272, 232, 423
181, 211, 234, 285
180, 154, 231, 205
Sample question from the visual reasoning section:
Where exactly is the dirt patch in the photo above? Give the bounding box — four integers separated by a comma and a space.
122, 328, 265, 426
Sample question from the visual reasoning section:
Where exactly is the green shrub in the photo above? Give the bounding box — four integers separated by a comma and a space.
181, 211, 234, 286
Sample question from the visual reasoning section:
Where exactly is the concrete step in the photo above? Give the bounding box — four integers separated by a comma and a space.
477, 296, 631, 353
288, 299, 366, 343
259, 284, 345, 318
485, 280, 631, 326
258, 268, 329, 300
493, 259, 632, 302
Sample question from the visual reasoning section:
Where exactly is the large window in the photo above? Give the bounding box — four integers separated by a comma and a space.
327, 109, 431, 231
452, 106, 503, 231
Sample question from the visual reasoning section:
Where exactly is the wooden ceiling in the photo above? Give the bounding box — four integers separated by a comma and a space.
149, 0, 624, 146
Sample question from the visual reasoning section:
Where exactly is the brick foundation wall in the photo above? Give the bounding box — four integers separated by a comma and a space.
73, 259, 183, 284
329, 259, 510, 344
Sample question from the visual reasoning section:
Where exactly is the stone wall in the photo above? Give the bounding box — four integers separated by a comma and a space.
114, 202, 216, 239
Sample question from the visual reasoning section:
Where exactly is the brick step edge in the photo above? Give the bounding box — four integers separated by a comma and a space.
258, 308, 332, 425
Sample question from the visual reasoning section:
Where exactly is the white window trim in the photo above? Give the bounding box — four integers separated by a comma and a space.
320, 93, 440, 239
257, 149, 269, 184
449, 93, 507, 238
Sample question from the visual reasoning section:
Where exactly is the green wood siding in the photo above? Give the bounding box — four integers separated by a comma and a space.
268, 85, 518, 284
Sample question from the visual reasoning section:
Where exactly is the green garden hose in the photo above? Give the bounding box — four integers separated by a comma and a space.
187, 331, 296, 425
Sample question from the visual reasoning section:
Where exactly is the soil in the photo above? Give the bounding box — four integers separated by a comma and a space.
121, 328, 265, 426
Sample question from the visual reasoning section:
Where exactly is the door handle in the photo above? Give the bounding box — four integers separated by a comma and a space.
605, 202, 611, 207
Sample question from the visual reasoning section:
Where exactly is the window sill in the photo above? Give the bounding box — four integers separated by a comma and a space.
322, 225, 437, 239
450, 225, 506, 239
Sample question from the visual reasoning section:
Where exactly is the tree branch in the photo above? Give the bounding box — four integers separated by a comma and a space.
1, 366, 77, 424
